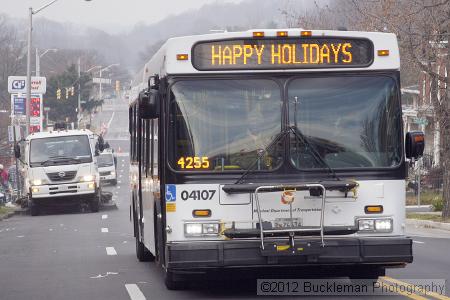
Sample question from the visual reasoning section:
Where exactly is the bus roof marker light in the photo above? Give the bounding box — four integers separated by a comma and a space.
277, 31, 288, 37
377, 50, 390, 56
176, 54, 189, 61
301, 30, 312, 37
253, 31, 264, 38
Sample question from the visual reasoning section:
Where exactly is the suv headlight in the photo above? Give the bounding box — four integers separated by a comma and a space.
184, 222, 220, 237
81, 175, 95, 182
357, 218, 393, 233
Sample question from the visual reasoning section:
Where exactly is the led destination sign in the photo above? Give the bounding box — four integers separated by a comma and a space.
192, 38, 373, 70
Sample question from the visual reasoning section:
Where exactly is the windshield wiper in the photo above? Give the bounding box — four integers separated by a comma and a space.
289, 125, 340, 181
235, 128, 290, 184
41, 156, 82, 166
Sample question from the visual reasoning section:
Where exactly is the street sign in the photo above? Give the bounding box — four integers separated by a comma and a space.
93, 77, 111, 85
7, 76, 47, 94
413, 117, 428, 126
11, 95, 26, 115
7, 126, 21, 143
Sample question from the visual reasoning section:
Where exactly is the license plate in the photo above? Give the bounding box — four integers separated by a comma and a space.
274, 218, 302, 228
59, 185, 68, 191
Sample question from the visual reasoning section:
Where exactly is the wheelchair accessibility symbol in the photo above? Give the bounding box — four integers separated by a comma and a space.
165, 185, 176, 202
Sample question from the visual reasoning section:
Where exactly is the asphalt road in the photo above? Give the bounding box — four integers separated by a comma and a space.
1, 99, 449, 300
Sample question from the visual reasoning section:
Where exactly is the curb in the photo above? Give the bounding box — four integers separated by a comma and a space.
0, 211, 16, 221
0, 207, 28, 221
406, 205, 433, 213
406, 218, 450, 232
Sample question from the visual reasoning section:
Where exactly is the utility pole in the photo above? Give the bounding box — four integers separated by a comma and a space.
78, 57, 81, 128
35, 48, 40, 76
26, 7, 33, 136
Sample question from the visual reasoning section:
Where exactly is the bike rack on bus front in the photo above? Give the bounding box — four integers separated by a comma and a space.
254, 184, 326, 252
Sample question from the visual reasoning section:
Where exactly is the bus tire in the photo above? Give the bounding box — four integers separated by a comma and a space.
135, 236, 154, 262
164, 271, 187, 290
349, 266, 385, 284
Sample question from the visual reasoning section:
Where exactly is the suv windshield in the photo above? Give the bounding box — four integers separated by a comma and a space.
169, 79, 283, 171
30, 135, 92, 167
98, 153, 114, 167
288, 76, 402, 169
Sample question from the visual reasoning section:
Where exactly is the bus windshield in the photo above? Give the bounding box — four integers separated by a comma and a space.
288, 76, 402, 169
169, 79, 283, 171
169, 75, 402, 172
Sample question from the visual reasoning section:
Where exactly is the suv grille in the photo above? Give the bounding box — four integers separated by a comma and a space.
47, 171, 77, 182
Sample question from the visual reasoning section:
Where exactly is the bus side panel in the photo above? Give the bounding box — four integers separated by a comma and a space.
142, 177, 156, 255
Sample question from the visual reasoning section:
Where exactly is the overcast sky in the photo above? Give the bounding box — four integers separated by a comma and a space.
1, 0, 244, 33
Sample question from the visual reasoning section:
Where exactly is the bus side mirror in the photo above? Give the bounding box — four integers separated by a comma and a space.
405, 131, 424, 160
139, 89, 159, 119
14, 144, 21, 159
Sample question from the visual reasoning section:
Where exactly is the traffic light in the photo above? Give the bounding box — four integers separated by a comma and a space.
56, 88, 61, 99
70, 87, 75, 96
115, 80, 120, 92
65, 88, 69, 99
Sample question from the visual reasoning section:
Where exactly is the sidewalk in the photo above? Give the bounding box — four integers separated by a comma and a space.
0, 202, 26, 221
406, 212, 450, 232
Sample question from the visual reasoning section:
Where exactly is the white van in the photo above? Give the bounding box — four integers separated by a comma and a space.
15, 129, 104, 216
98, 150, 117, 185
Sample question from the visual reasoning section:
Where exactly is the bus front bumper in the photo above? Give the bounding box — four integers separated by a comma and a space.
165, 237, 412, 270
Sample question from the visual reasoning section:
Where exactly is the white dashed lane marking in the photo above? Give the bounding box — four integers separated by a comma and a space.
125, 284, 146, 300
102, 214, 108, 219
106, 247, 117, 255
101, 228, 109, 233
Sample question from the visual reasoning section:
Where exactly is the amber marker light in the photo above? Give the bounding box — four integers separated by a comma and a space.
193, 209, 212, 218
414, 135, 424, 142
176, 54, 189, 60
377, 49, 390, 56
277, 31, 288, 37
253, 31, 264, 38
365, 205, 383, 214
300, 30, 312, 37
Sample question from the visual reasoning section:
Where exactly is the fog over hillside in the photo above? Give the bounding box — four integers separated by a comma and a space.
6, 0, 314, 73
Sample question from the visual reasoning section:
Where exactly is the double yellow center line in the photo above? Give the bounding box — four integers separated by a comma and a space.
380, 276, 450, 300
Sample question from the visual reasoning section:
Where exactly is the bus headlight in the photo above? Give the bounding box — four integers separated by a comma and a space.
184, 222, 219, 237
375, 218, 393, 232
357, 218, 393, 233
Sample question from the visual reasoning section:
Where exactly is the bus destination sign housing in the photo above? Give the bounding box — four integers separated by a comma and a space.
192, 37, 374, 70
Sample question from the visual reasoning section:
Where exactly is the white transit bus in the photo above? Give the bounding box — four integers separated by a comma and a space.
129, 29, 425, 289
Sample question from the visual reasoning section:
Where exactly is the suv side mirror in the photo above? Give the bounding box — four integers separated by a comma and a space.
405, 131, 425, 160
139, 89, 159, 119
14, 144, 21, 159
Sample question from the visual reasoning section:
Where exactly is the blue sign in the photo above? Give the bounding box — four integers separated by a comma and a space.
13, 96, 26, 115
165, 185, 176, 202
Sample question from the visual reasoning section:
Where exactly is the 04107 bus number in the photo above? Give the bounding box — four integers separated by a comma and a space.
177, 156, 210, 169
181, 190, 216, 201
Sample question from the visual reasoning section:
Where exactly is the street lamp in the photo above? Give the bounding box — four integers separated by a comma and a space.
25, 0, 92, 136
35, 48, 57, 76
99, 64, 119, 100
